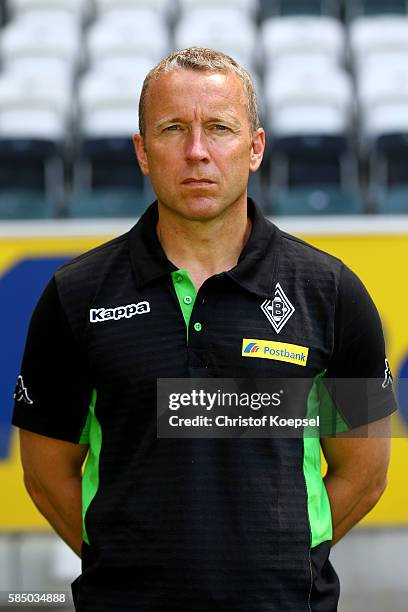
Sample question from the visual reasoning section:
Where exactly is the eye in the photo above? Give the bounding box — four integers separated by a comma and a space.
213, 124, 228, 131
165, 125, 180, 131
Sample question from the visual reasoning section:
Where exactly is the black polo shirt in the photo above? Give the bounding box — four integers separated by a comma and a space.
13, 199, 396, 612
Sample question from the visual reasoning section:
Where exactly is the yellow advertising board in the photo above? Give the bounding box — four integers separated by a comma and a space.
0, 229, 407, 530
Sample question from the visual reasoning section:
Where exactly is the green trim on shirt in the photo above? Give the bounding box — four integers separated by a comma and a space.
171, 270, 197, 338
303, 373, 333, 548
81, 389, 101, 546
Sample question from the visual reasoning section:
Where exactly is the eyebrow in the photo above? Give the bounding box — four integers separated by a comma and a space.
155, 114, 242, 129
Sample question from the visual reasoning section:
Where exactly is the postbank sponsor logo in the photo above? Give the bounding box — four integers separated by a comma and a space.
242, 338, 309, 366
243, 342, 260, 354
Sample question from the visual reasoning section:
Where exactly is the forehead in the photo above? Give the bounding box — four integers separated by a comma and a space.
145, 69, 247, 123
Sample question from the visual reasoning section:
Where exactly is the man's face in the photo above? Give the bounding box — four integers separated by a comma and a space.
133, 69, 265, 222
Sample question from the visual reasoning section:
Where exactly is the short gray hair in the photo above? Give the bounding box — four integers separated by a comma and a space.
138, 47, 260, 136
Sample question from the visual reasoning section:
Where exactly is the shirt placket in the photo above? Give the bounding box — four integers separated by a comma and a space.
171, 269, 212, 376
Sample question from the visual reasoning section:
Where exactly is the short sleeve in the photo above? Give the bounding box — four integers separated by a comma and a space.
12, 277, 92, 443
324, 264, 398, 429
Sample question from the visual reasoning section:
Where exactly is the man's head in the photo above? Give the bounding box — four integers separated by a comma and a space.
138, 47, 260, 137
133, 47, 265, 222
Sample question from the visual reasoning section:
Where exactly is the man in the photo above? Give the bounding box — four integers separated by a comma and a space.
13, 48, 396, 611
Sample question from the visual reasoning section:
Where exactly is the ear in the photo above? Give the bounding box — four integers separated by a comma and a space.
249, 128, 265, 173
132, 133, 150, 176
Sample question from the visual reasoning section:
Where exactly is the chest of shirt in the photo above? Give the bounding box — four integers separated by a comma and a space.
84, 272, 335, 390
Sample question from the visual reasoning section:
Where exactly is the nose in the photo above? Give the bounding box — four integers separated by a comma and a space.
184, 127, 210, 162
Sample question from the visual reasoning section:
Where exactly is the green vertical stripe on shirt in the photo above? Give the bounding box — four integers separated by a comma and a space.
81, 389, 101, 546
303, 375, 333, 548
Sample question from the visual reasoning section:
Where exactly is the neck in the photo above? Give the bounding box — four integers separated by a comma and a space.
156, 198, 252, 290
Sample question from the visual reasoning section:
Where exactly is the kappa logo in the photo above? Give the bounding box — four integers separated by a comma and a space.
90, 301, 150, 323
261, 283, 295, 333
382, 358, 393, 389
243, 342, 260, 354
14, 375, 33, 405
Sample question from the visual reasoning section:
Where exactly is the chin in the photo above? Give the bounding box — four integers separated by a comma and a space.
165, 196, 225, 221
182, 200, 225, 221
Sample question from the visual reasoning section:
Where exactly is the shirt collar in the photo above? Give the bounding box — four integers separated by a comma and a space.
128, 198, 281, 298
128, 201, 177, 288
226, 199, 281, 298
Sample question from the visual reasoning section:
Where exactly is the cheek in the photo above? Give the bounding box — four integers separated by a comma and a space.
147, 153, 181, 195
220, 144, 251, 171
149, 150, 177, 175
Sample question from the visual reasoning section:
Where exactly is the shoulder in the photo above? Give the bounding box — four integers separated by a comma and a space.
276, 229, 345, 303
53, 231, 132, 330
54, 231, 131, 298
278, 229, 376, 308
56, 232, 130, 282
278, 229, 343, 273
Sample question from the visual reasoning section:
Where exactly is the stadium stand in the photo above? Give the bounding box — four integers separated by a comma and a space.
350, 15, 408, 77
179, 0, 258, 17
0, 11, 81, 79
350, 16, 408, 212
269, 134, 362, 215
86, 9, 171, 68
77, 69, 147, 140
370, 133, 408, 213
0, 71, 71, 140
7, 0, 87, 21
261, 15, 345, 68
93, 0, 174, 22
264, 67, 352, 135
0, 0, 407, 217
264, 57, 360, 214
0, 8, 78, 218
0, 70, 69, 218
345, 0, 408, 20
357, 68, 408, 213
357, 66, 408, 139
174, 8, 257, 73
71, 70, 150, 218
0, 141, 61, 219
0, 0, 7, 24
259, 0, 340, 18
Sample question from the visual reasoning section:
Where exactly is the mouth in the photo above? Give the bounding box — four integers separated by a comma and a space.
181, 179, 216, 185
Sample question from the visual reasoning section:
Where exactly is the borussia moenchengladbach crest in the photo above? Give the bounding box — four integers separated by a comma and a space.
261, 283, 295, 334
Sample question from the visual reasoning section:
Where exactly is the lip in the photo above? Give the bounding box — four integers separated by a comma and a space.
181, 178, 215, 185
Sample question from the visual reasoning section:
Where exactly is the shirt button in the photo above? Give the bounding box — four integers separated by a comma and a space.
183, 295, 193, 305
194, 322, 202, 332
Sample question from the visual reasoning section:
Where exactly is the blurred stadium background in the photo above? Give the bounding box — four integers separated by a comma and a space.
0, 0, 407, 610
